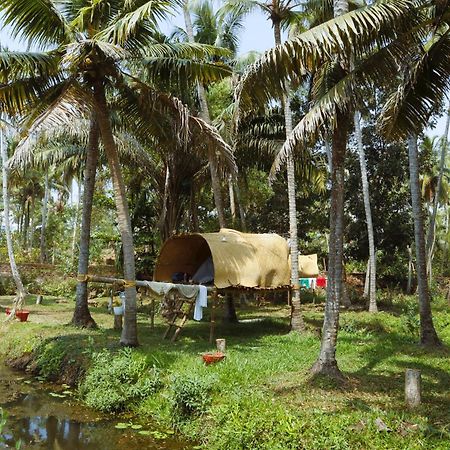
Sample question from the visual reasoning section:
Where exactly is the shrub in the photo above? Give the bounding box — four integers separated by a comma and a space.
79, 348, 162, 413
169, 372, 216, 420
35, 339, 67, 379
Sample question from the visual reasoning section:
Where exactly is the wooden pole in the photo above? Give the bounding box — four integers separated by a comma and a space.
209, 290, 217, 344
114, 314, 123, 330
150, 296, 155, 329
405, 369, 421, 408
216, 338, 226, 353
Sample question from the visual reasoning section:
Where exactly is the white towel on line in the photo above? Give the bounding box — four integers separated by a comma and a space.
193, 285, 208, 321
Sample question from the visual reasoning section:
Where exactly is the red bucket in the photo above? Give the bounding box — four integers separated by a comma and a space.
15, 310, 29, 322
202, 352, 225, 365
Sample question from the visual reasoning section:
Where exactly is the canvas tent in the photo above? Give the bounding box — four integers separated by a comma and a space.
298, 254, 319, 278
154, 228, 291, 289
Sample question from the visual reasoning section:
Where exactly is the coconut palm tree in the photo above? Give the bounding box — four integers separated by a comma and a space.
223, 0, 308, 331
426, 107, 450, 280
235, 0, 446, 372
0, 0, 234, 344
182, 0, 242, 229
0, 115, 27, 314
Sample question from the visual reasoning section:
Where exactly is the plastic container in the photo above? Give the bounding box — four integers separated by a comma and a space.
113, 306, 124, 315
15, 310, 29, 322
202, 352, 225, 365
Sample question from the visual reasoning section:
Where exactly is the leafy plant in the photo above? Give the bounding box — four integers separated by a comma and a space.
169, 372, 216, 420
79, 348, 162, 413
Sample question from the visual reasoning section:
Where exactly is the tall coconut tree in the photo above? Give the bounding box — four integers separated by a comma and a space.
426, 107, 450, 280
182, 0, 239, 229
0, 116, 27, 313
224, 0, 307, 331
236, 0, 446, 372
0, 0, 233, 344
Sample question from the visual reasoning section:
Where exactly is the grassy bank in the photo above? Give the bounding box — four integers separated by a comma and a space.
0, 292, 449, 449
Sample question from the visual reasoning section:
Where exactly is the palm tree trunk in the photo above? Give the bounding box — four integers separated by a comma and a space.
311, 115, 349, 378
229, 175, 236, 224
286, 116, 304, 332
71, 117, 99, 329
234, 180, 247, 231
40, 172, 49, 263
27, 196, 35, 254
273, 20, 304, 332
71, 181, 82, 263
94, 83, 138, 346
311, 1, 350, 378
407, 134, 441, 347
354, 111, 377, 312
407, 245, 414, 294
158, 165, 170, 242
426, 106, 450, 280
1, 118, 27, 310
183, 1, 226, 229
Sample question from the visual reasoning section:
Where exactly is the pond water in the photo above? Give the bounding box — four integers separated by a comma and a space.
0, 364, 191, 450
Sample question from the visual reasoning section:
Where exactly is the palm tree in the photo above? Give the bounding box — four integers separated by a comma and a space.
0, 0, 233, 345
182, 0, 240, 229
236, 0, 446, 371
426, 107, 450, 280
0, 115, 27, 313
407, 134, 441, 346
224, 0, 306, 331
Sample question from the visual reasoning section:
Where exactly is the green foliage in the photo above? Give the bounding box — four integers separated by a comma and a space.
80, 348, 162, 413
401, 299, 420, 337
39, 277, 77, 298
169, 372, 217, 420
35, 339, 67, 379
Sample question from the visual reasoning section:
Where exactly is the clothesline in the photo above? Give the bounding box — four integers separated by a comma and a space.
77, 275, 211, 321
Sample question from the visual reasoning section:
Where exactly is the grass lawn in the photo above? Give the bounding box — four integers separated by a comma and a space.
0, 291, 449, 449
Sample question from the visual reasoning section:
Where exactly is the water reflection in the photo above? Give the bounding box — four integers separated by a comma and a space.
0, 367, 189, 450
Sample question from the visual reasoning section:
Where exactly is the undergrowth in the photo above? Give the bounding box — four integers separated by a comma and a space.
0, 293, 448, 449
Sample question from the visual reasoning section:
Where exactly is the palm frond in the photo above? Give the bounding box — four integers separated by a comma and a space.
141, 58, 231, 87
379, 32, 450, 139
237, 0, 419, 114
96, 0, 175, 46
0, 0, 73, 47
0, 50, 61, 83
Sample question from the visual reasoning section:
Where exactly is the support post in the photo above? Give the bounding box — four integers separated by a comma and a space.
405, 369, 421, 408
114, 314, 123, 331
209, 291, 217, 344
150, 296, 155, 329
216, 338, 226, 353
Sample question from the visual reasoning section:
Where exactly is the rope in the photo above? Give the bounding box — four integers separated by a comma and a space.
77, 274, 90, 283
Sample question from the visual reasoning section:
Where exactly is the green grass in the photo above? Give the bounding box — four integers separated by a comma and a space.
0, 292, 449, 449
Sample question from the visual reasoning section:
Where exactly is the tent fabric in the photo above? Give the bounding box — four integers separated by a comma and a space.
154, 228, 291, 289
298, 254, 319, 278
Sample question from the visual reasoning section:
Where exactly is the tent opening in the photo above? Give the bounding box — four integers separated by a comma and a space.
153, 234, 215, 285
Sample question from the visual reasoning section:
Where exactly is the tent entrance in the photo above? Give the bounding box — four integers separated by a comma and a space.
153, 234, 214, 284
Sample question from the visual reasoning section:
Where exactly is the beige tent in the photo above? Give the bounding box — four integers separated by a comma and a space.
154, 228, 291, 289
298, 254, 319, 278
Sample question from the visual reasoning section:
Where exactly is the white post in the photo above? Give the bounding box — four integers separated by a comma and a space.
405, 369, 421, 408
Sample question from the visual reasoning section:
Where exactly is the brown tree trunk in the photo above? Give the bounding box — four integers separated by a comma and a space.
40, 172, 49, 263
183, 1, 226, 229
310, 0, 351, 380
71, 116, 99, 328
1, 116, 27, 311
407, 134, 441, 347
311, 113, 349, 379
273, 19, 304, 333
94, 83, 138, 346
